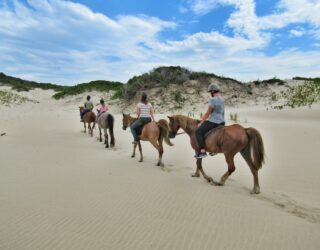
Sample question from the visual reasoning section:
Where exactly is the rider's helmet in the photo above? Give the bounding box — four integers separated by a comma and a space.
207, 83, 220, 92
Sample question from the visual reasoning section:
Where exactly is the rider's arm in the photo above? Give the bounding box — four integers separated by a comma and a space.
150, 107, 155, 121
136, 105, 141, 118
199, 106, 214, 126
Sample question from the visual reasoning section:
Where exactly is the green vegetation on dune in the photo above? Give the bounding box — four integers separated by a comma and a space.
116, 66, 242, 99
274, 79, 320, 108
0, 67, 243, 101
2, 69, 318, 108
253, 77, 285, 86
0, 72, 123, 100
0, 72, 65, 92
0, 90, 38, 105
52, 80, 123, 100
293, 76, 320, 81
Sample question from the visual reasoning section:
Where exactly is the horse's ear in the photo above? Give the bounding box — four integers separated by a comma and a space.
167, 116, 173, 120
122, 113, 125, 117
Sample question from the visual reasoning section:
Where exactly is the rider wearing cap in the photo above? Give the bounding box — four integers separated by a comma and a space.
195, 83, 225, 159
80, 95, 94, 121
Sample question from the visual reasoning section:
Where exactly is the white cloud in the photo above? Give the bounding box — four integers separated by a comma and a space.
290, 29, 304, 37
0, 0, 176, 84
258, 0, 320, 30
187, 0, 218, 15
0, 0, 319, 85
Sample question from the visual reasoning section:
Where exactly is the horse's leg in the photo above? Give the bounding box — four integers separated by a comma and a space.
131, 143, 137, 158
150, 139, 163, 166
192, 159, 201, 177
219, 154, 236, 186
158, 143, 164, 166
240, 147, 260, 194
105, 129, 109, 148
88, 123, 92, 136
197, 159, 215, 184
99, 127, 102, 142
83, 122, 86, 133
110, 129, 115, 147
91, 123, 94, 136
138, 141, 143, 162
249, 167, 260, 194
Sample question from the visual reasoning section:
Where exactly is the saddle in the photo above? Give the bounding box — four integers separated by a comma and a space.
204, 124, 225, 138
136, 120, 152, 136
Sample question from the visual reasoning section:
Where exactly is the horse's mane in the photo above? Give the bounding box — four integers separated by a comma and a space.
175, 115, 200, 133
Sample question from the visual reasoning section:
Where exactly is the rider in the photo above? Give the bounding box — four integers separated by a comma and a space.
80, 95, 94, 121
195, 83, 225, 159
96, 98, 109, 119
130, 92, 155, 144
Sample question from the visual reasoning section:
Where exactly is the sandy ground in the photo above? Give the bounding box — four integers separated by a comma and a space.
0, 90, 320, 249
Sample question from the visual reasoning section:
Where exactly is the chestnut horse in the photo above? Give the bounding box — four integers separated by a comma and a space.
79, 107, 96, 137
122, 114, 173, 166
168, 115, 265, 194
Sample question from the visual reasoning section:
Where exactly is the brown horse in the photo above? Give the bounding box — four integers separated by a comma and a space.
167, 115, 265, 194
122, 114, 173, 166
79, 107, 96, 137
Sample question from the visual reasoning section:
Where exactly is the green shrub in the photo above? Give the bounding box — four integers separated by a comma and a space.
253, 77, 285, 85
230, 113, 239, 122
278, 79, 320, 108
0, 72, 64, 92
52, 80, 123, 99
0, 90, 37, 105
271, 92, 277, 101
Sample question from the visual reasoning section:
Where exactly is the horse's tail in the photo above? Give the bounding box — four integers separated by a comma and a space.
157, 119, 174, 146
107, 114, 114, 133
243, 127, 265, 170
107, 114, 114, 134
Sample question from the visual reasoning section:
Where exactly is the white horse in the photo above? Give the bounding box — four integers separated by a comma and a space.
97, 112, 115, 148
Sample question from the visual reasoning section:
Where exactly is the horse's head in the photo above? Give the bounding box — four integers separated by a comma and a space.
122, 113, 132, 130
167, 115, 180, 138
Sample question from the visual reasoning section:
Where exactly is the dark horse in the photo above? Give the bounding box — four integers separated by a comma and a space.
97, 112, 115, 148
79, 107, 96, 137
168, 115, 265, 194
122, 114, 173, 166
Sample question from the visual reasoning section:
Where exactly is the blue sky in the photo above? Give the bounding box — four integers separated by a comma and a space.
0, 0, 319, 85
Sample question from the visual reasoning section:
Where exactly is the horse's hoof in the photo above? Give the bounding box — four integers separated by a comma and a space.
139, 160, 143, 162
131, 155, 135, 158
211, 181, 221, 186
105, 146, 109, 148
216, 181, 224, 186
191, 173, 200, 178
206, 177, 213, 182
250, 188, 260, 194
156, 163, 160, 166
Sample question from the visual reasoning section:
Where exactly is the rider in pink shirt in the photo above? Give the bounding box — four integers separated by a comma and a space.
97, 99, 108, 118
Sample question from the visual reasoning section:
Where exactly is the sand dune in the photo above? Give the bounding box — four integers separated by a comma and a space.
0, 90, 320, 249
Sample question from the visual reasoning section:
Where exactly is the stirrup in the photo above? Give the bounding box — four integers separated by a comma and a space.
194, 152, 207, 159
